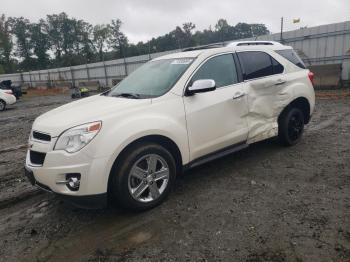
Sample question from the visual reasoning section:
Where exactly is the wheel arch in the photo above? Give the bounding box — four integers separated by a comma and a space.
107, 134, 183, 196
278, 97, 311, 124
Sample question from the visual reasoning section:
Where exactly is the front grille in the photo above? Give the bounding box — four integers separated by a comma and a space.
30, 150, 46, 165
32, 131, 51, 142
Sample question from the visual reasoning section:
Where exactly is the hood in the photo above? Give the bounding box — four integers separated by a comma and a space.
33, 95, 151, 137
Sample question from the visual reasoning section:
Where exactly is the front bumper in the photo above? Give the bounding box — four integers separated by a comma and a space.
24, 165, 107, 209
24, 135, 112, 209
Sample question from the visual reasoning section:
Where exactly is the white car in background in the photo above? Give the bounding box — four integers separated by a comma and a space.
24, 41, 315, 210
0, 89, 16, 111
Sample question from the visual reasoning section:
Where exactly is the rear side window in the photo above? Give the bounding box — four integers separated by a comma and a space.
237, 51, 284, 80
191, 54, 238, 88
272, 57, 284, 74
276, 49, 306, 69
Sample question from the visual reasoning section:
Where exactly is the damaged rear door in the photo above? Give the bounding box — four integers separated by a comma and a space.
184, 53, 249, 161
237, 50, 291, 143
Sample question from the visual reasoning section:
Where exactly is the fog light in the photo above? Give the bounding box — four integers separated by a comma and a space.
66, 173, 81, 191
68, 177, 80, 189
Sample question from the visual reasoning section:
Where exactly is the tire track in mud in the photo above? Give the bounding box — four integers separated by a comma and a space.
0, 114, 36, 124
0, 164, 26, 184
0, 144, 32, 210
307, 111, 350, 133
0, 188, 42, 209
0, 144, 27, 154
0, 101, 65, 124
21, 101, 63, 109
0, 96, 70, 212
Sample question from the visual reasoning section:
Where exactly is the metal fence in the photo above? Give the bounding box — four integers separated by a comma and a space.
1, 20, 349, 87
0, 49, 180, 88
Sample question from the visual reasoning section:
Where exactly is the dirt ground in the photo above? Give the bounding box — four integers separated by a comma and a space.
0, 90, 349, 262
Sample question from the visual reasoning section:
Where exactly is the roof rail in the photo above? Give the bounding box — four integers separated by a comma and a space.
182, 43, 224, 52
227, 41, 284, 47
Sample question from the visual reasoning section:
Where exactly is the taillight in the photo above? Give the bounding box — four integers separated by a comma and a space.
308, 71, 314, 86
4, 91, 13, 95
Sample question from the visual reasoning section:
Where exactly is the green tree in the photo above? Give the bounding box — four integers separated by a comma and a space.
46, 13, 95, 66
173, 26, 185, 49
46, 13, 65, 62
61, 14, 77, 55
182, 22, 196, 47
9, 17, 33, 70
75, 20, 95, 63
250, 23, 270, 37
0, 12, 271, 73
93, 24, 111, 61
109, 19, 128, 58
234, 22, 254, 39
215, 19, 229, 42
0, 14, 13, 73
30, 19, 50, 69
0, 64, 5, 74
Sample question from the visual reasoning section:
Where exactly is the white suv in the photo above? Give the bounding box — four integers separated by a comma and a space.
25, 41, 315, 210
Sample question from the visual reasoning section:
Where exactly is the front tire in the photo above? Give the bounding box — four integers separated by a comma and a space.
109, 143, 176, 211
0, 100, 6, 111
278, 107, 305, 146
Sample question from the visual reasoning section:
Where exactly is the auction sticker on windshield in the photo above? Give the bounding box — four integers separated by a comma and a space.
171, 59, 193, 65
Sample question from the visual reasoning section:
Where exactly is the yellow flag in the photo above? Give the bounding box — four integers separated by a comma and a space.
293, 18, 301, 23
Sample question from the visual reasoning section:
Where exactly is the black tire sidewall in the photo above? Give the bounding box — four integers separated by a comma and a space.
279, 107, 305, 146
0, 100, 6, 111
110, 143, 176, 211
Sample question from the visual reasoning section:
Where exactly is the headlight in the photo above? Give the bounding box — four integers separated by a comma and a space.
54, 121, 102, 153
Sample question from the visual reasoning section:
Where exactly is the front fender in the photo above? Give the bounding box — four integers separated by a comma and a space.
102, 114, 189, 163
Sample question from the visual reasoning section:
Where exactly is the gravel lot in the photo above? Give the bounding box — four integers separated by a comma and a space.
0, 91, 349, 261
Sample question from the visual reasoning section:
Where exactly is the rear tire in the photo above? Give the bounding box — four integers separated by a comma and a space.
109, 142, 176, 211
0, 100, 6, 111
278, 107, 305, 146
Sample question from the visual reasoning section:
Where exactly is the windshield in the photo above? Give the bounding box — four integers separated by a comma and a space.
108, 58, 193, 98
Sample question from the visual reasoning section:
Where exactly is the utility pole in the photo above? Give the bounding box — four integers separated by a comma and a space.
148, 40, 151, 60
102, 53, 108, 87
70, 66, 75, 88
280, 17, 284, 43
29, 71, 33, 88
48, 70, 51, 88
121, 44, 128, 76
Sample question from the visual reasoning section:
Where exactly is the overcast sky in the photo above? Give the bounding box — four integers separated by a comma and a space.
1, 0, 349, 43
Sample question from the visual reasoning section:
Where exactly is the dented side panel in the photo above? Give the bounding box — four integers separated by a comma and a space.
245, 70, 314, 144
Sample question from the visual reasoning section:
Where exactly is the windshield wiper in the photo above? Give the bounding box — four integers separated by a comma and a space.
112, 93, 141, 99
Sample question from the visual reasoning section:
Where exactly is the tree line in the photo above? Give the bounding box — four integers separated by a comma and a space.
0, 12, 270, 74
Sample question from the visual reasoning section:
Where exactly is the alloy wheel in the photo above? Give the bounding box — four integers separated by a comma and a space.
128, 154, 170, 203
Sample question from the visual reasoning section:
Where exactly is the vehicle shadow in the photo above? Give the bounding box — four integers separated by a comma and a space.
180, 138, 282, 181
2, 107, 16, 111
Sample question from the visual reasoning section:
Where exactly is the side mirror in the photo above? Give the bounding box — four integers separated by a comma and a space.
186, 79, 216, 96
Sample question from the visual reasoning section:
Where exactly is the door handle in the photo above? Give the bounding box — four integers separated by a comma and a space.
275, 79, 286, 85
232, 92, 246, 100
